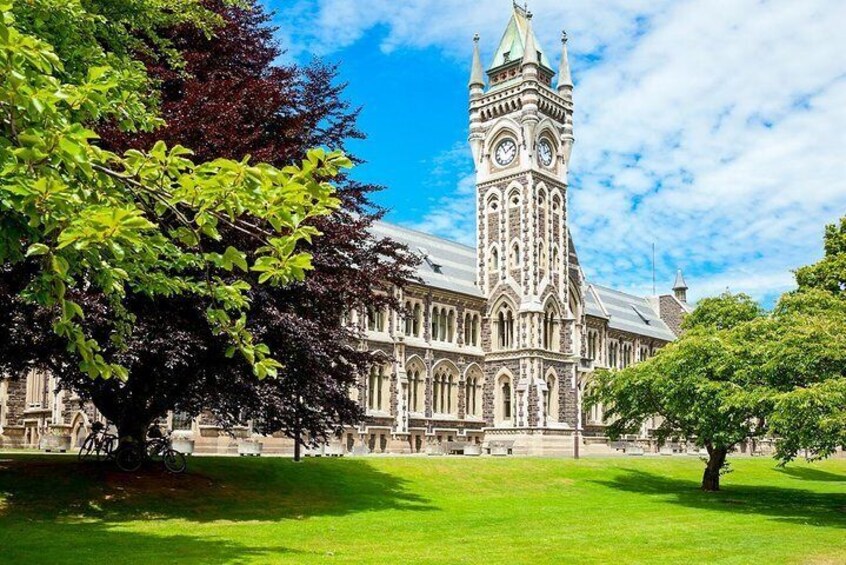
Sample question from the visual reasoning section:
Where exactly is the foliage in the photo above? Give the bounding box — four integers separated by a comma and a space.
0, 1, 345, 381
587, 294, 768, 490
763, 216, 846, 461
681, 291, 764, 331
589, 216, 846, 487
795, 216, 846, 296
11, 0, 223, 80
1, 0, 417, 446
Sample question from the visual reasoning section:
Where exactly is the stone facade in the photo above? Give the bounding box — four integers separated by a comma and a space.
0, 5, 696, 456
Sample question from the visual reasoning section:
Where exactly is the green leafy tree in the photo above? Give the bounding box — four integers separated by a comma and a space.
763, 218, 846, 461
589, 218, 846, 490
587, 293, 767, 491
795, 216, 846, 297
681, 292, 764, 331
0, 2, 344, 381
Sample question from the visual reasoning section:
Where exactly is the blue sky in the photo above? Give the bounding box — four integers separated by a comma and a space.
263, 0, 846, 306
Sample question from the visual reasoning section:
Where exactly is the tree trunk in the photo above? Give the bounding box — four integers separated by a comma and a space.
117, 419, 150, 447
702, 445, 728, 491
294, 426, 302, 461
292, 398, 302, 462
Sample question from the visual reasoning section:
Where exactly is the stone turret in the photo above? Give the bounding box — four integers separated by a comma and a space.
469, 34, 485, 94
557, 31, 573, 95
673, 269, 689, 303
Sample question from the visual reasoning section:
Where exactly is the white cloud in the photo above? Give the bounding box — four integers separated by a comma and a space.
276, 0, 846, 305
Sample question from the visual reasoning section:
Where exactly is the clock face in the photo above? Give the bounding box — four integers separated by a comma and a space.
538, 139, 554, 167
494, 139, 517, 167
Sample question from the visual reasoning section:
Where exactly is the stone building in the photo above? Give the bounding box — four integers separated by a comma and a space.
0, 4, 692, 456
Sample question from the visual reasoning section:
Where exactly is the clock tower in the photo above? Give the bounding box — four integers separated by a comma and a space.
470, 3, 586, 446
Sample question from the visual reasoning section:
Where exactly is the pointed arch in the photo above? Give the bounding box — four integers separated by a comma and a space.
507, 186, 522, 208
432, 359, 459, 416
405, 355, 426, 414
491, 295, 517, 351
69, 411, 90, 448
485, 117, 522, 155
463, 363, 484, 418
494, 368, 515, 425
367, 350, 392, 412
551, 191, 563, 214
510, 240, 521, 271
535, 119, 560, 148
486, 191, 501, 212
542, 295, 562, 351
488, 244, 501, 273
544, 368, 560, 423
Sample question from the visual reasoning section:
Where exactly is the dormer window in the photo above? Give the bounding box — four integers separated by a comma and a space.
503, 51, 511, 63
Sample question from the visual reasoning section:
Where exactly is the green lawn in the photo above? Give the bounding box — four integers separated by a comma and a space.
0, 454, 843, 564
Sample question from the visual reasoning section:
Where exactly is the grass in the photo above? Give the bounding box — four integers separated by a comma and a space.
0, 454, 844, 564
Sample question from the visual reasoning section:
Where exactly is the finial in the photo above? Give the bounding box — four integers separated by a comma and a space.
474, 33, 480, 43
527, 11, 533, 20
562, 30, 568, 44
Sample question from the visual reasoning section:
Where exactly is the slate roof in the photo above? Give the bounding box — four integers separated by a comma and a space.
371, 222, 482, 298
585, 285, 677, 341
372, 221, 678, 342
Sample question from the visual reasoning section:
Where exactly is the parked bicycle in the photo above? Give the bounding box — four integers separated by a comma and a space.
114, 425, 187, 474
78, 422, 118, 462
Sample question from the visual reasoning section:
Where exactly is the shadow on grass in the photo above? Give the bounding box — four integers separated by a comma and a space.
0, 455, 435, 563
591, 468, 846, 529
0, 520, 300, 564
776, 466, 846, 483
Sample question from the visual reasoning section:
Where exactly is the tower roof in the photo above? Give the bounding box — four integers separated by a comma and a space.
488, 3, 553, 73
673, 269, 689, 291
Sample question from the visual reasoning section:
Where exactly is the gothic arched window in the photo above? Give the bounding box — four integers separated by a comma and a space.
407, 364, 423, 413
404, 301, 413, 335
487, 194, 500, 212
496, 304, 515, 350
502, 381, 512, 419
542, 303, 559, 351
510, 243, 521, 270
367, 365, 385, 411
412, 303, 421, 337
465, 369, 483, 417
489, 247, 500, 272
544, 374, 558, 421
433, 364, 458, 415
508, 188, 521, 207
552, 194, 562, 213
26, 370, 46, 408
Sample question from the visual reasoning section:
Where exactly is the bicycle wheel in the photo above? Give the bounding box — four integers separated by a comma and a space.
78, 435, 96, 462
163, 449, 187, 474
146, 439, 165, 462
99, 436, 118, 461
115, 444, 144, 472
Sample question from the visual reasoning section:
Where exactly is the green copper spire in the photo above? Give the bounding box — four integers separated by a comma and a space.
487, 3, 552, 73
